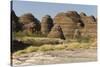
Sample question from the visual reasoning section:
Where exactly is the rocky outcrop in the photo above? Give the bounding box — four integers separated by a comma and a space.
80, 12, 87, 17
12, 10, 97, 39
66, 11, 80, 18
48, 24, 65, 40
54, 11, 84, 38
19, 13, 35, 24
19, 13, 41, 33
80, 15, 97, 37
41, 15, 53, 35
53, 11, 97, 38
11, 10, 23, 32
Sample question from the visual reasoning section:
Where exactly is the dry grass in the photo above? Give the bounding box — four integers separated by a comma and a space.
15, 37, 64, 46
38, 44, 54, 51
66, 42, 90, 50
13, 37, 97, 56
13, 42, 96, 56
54, 44, 67, 50
13, 50, 27, 56
25, 46, 39, 52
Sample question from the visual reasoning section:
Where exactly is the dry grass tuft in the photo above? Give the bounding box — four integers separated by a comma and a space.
13, 37, 97, 56
38, 44, 54, 51
25, 46, 38, 52
54, 44, 67, 50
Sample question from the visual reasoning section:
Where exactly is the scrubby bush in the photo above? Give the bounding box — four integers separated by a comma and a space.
79, 43, 90, 49
22, 39, 42, 46
13, 42, 94, 56
13, 50, 26, 56
25, 46, 38, 52
77, 36, 91, 43
20, 37, 63, 46
66, 42, 91, 50
13, 31, 26, 38
38, 45, 54, 51
14, 31, 46, 38
54, 44, 67, 50
66, 42, 81, 50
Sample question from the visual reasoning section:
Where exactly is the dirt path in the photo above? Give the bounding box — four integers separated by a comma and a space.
12, 48, 97, 67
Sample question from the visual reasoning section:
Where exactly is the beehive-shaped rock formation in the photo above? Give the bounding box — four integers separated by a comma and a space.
80, 13, 97, 37
12, 10, 97, 39
80, 12, 87, 17
54, 11, 84, 38
19, 13, 41, 33
47, 24, 65, 39
41, 15, 53, 34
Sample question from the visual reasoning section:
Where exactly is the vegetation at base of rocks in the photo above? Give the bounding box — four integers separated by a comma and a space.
77, 36, 91, 43
38, 45, 54, 51
14, 37, 63, 46
66, 42, 90, 50
12, 37, 64, 53
54, 45, 67, 50
25, 46, 39, 52
12, 36, 97, 56
13, 41, 96, 56
13, 31, 47, 38
13, 50, 27, 56
13, 46, 39, 55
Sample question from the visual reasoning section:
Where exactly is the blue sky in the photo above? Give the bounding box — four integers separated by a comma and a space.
12, 1, 97, 20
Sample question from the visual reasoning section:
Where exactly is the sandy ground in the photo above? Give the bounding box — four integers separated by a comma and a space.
12, 48, 97, 67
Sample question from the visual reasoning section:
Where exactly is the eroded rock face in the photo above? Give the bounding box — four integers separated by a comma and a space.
54, 11, 97, 38
80, 15, 97, 37
54, 11, 84, 38
19, 13, 41, 33
19, 13, 35, 24
80, 12, 87, 17
41, 15, 53, 34
12, 10, 97, 39
66, 11, 80, 18
48, 24, 65, 40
